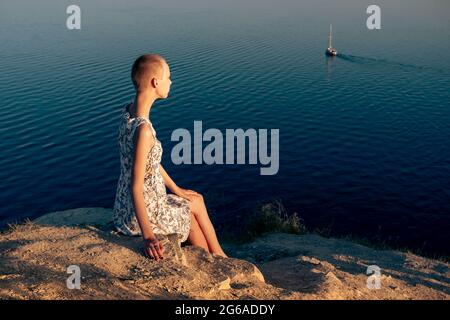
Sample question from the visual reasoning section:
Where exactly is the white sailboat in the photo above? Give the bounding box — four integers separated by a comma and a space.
325, 24, 338, 56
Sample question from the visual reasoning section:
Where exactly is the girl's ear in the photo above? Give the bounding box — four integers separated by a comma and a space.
151, 77, 158, 88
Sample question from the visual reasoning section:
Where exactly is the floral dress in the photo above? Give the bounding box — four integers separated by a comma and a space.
113, 103, 191, 242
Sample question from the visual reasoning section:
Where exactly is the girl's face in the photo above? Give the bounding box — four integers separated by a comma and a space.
155, 61, 172, 99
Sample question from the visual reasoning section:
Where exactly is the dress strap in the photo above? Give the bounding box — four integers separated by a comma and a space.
131, 117, 157, 140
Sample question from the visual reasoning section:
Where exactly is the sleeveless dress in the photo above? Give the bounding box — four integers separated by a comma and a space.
112, 103, 191, 242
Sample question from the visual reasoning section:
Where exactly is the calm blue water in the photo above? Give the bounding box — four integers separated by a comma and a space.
1, 0, 449, 256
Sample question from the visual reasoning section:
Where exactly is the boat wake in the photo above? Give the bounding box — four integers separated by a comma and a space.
336, 53, 447, 74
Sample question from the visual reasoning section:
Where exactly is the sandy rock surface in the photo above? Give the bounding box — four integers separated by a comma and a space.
0, 208, 448, 300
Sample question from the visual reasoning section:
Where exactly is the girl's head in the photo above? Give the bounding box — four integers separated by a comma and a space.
131, 54, 172, 98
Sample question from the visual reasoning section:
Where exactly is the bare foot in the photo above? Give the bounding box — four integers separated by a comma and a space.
215, 251, 228, 258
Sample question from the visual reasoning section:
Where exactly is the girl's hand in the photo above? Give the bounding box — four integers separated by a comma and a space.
175, 187, 201, 202
143, 236, 165, 261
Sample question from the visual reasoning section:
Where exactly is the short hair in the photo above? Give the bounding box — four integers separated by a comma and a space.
131, 54, 166, 91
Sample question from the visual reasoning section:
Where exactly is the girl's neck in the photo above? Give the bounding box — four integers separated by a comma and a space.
131, 91, 157, 120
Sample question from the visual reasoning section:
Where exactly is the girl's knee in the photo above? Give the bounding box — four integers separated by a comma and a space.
189, 196, 205, 213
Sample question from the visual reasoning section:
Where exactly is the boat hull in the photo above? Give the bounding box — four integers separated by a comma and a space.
325, 48, 337, 56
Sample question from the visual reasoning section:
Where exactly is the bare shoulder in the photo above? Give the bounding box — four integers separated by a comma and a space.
133, 122, 155, 147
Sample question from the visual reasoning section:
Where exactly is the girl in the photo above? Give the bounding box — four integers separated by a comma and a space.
113, 54, 228, 260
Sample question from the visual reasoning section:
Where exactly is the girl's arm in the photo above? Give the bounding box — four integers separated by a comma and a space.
160, 163, 202, 202
159, 164, 180, 194
131, 123, 164, 259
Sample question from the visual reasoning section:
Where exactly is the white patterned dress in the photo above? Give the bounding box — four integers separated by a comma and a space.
113, 103, 191, 242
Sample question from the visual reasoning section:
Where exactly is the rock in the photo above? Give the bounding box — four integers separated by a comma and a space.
325, 271, 342, 286
299, 256, 321, 265
33, 207, 112, 229
217, 277, 231, 290
0, 207, 448, 300
154, 233, 187, 266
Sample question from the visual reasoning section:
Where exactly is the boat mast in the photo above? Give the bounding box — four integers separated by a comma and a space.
328, 24, 332, 48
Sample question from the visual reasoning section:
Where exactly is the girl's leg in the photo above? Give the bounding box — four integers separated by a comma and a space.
187, 212, 209, 251
189, 195, 228, 257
